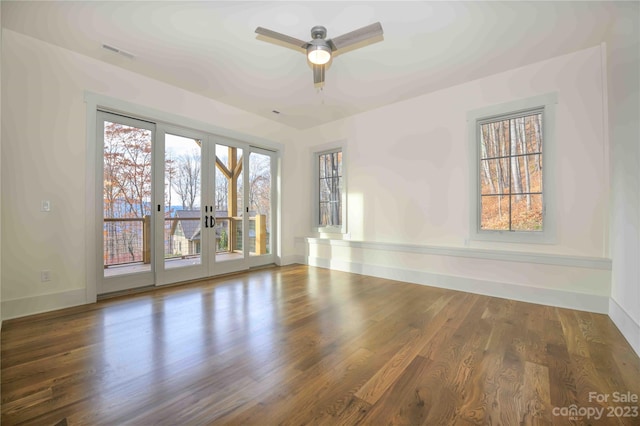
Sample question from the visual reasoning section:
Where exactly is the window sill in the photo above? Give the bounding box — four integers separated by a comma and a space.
316, 226, 346, 235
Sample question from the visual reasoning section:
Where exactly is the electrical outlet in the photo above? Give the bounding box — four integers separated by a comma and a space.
41, 270, 51, 282
41, 200, 51, 212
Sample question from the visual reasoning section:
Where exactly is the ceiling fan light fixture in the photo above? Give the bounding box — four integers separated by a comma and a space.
307, 42, 331, 65
256, 22, 383, 86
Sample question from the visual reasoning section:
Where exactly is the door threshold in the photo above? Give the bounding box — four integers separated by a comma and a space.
98, 264, 280, 301
250, 263, 278, 271
97, 285, 156, 301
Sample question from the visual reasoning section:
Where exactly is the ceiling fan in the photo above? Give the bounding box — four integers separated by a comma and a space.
255, 22, 384, 87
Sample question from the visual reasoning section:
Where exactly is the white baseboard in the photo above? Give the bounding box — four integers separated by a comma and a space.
306, 256, 609, 314
279, 254, 305, 266
609, 298, 640, 357
1, 289, 87, 321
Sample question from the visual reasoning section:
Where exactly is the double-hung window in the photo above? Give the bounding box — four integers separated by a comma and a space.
468, 93, 557, 243
314, 148, 346, 233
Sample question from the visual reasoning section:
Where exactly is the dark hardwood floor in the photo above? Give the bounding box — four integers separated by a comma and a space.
1, 265, 639, 425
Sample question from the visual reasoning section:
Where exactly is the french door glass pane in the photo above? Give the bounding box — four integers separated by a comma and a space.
164, 134, 202, 269
103, 121, 153, 277
215, 144, 244, 262
249, 152, 271, 256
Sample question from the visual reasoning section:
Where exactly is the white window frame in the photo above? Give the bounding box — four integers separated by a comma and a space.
313, 144, 347, 234
468, 92, 558, 244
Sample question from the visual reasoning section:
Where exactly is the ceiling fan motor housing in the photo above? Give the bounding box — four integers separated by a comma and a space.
310, 26, 327, 39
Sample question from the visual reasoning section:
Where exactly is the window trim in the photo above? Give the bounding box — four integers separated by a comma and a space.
313, 144, 347, 234
467, 93, 558, 244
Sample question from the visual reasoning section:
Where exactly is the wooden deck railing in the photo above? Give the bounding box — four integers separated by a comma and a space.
104, 215, 267, 268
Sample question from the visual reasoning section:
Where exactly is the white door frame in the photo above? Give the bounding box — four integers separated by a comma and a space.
85, 92, 283, 301
155, 124, 211, 286
247, 146, 278, 269
209, 136, 250, 276
96, 110, 157, 295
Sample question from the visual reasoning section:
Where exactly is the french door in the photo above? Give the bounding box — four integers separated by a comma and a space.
98, 111, 276, 294
213, 143, 276, 273
99, 111, 156, 293
155, 125, 209, 285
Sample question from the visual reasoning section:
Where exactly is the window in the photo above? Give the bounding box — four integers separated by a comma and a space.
479, 111, 543, 231
314, 148, 346, 233
468, 93, 557, 243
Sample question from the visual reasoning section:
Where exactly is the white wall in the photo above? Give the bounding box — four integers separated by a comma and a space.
0, 0, 4, 329
607, 4, 640, 356
0, 29, 301, 319
295, 45, 612, 313
0, 0, 3, 402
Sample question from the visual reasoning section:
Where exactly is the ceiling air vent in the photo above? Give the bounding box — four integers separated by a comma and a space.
101, 43, 135, 59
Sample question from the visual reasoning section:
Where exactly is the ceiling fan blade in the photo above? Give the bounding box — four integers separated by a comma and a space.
313, 64, 325, 86
255, 27, 308, 49
328, 22, 383, 51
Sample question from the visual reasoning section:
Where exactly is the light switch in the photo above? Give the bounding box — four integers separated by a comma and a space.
41, 200, 51, 212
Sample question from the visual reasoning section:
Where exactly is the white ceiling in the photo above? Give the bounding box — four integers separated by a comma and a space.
1, 1, 630, 129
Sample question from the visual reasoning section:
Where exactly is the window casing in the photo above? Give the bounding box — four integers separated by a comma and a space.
314, 147, 346, 233
468, 93, 557, 243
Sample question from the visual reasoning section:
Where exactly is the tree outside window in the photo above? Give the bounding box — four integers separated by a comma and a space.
317, 150, 342, 228
479, 111, 543, 231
